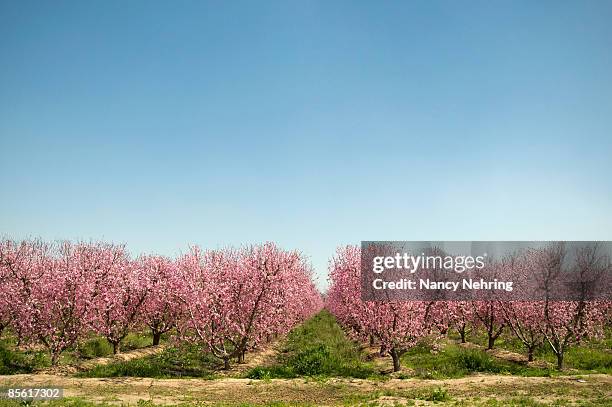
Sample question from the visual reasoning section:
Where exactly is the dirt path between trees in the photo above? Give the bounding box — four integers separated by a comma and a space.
37, 345, 169, 376
39, 336, 285, 377
79, 346, 169, 370
0, 373, 609, 405
215, 337, 285, 377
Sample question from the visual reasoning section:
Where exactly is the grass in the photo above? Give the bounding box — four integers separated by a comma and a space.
0, 330, 162, 374
403, 334, 608, 379
76, 331, 154, 359
399, 342, 554, 379
466, 326, 612, 374
77, 342, 220, 378
245, 310, 380, 379
0, 399, 102, 407
0, 340, 48, 374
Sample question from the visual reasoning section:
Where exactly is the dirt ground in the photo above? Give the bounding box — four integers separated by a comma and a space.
0, 373, 610, 405
35, 345, 169, 376
215, 337, 285, 378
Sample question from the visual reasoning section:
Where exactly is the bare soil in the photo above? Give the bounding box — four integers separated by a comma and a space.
215, 338, 284, 377
0, 373, 609, 405
37, 345, 169, 376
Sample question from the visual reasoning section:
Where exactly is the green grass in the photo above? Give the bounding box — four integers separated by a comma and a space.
539, 335, 612, 374
0, 340, 49, 374
0, 399, 105, 407
76, 337, 113, 358
77, 342, 220, 378
0, 330, 163, 374
245, 312, 611, 380
467, 326, 612, 374
245, 310, 380, 379
400, 342, 554, 379
400, 330, 612, 379
76, 331, 155, 359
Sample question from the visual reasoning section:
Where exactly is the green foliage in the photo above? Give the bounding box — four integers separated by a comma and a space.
246, 310, 379, 379
0, 331, 158, 374
562, 346, 612, 373
403, 345, 554, 379
454, 349, 503, 372
427, 387, 450, 402
246, 312, 612, 380
76, 337, 113, 359
246, 365, 292, 380
401, 325, 612, 379
288, 344, 330, 375
78, 342, 219, 378
470, 326, 612, 374
0, 340, 49, 374
77, 331, 153, 359
121, 332, 154, 351
0, 398, 114, 407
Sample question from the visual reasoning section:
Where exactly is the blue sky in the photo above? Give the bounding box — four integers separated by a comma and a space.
1, 1, 611, 289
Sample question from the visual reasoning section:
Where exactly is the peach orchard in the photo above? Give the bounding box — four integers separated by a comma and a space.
0, 240, 322, 368
326, 244, 611, 371
0, 239, 609, 372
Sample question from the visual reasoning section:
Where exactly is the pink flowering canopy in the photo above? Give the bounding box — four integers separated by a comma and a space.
177, 242, 322, 368
325, 244, 610, 371
0, 238, 606, 371
0, 238, 322, 366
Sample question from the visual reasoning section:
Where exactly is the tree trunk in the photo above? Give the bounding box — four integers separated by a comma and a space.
369, 335, 375, 346
556, 352, 564, 370
152, 332, 161, 346
460, 329, 466, 344
112, 341, 120, 354
51, 351, 60, 366
487, 334, 495, 350
390, 348, 401, 372
527, 345, 535, 362
223, 357, 230, 370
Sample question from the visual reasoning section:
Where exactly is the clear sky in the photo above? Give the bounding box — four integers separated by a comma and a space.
1, 1, 611, 290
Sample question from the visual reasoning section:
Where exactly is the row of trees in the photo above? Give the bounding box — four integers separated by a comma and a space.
326, 245, 610, 371
0, 239, 322, 368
